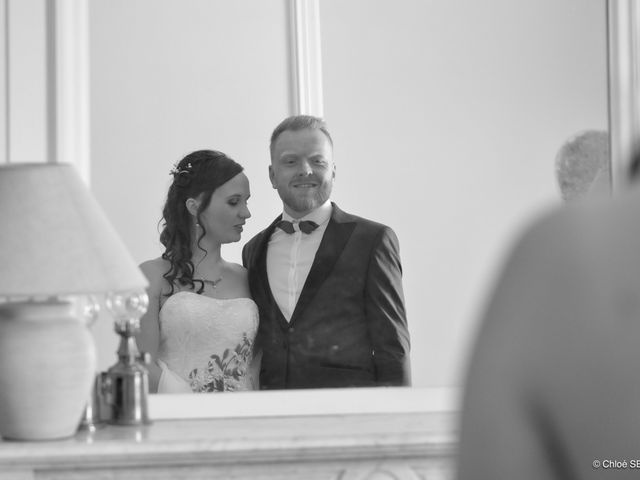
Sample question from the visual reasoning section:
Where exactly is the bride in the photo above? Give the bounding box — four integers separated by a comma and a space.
137, 149, 258, 393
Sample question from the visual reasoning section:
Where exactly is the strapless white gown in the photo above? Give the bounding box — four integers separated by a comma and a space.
156, 292, 259, 393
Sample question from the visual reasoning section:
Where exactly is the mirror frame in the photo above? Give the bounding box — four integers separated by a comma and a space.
48, 0, 635, 419
608, 0, 640, 189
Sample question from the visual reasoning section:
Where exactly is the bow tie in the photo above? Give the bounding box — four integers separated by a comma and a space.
276, 220, 319, 234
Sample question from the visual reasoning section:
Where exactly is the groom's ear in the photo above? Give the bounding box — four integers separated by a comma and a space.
185, 198, 200, 216
268, 165, 276, 189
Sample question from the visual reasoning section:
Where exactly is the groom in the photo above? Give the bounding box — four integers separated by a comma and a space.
242, 115, 411, 389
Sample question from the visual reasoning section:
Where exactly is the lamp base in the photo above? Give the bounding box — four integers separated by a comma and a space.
0, 300, 96, 440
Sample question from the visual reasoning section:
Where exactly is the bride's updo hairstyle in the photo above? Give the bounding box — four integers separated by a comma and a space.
160, 149, 243, 295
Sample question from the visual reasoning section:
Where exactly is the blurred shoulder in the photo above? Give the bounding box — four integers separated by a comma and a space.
515, 188, 640, 263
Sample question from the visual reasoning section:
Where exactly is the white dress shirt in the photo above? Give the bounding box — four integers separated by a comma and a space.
267, 200, 332, 322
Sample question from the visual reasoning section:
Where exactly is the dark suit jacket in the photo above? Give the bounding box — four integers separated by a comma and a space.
242, 203, 411, 389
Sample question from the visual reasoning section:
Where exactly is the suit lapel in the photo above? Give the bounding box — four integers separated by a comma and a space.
249, 216, 291, 331
290, 204, 356, 325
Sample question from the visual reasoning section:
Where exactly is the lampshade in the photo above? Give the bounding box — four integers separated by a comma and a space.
0, 163, 148, 297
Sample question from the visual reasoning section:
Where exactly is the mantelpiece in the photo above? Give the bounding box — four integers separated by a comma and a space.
0, 388, 457, 479
0, 413, 456, 479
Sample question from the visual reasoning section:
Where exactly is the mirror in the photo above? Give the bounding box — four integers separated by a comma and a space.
84, 0, 609, 399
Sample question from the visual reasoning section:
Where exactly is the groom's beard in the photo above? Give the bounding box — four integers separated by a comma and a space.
279, 180, 333, 216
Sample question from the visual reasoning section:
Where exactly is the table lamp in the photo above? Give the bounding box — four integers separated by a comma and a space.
0, 163, 148, 440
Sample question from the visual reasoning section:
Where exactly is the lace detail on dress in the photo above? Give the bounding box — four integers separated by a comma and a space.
157, 292, 259, 393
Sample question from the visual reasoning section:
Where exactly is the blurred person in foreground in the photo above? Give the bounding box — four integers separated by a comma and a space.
457, 151, 640, 479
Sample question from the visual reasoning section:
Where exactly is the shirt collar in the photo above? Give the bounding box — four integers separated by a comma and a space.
282, 200, 332, 226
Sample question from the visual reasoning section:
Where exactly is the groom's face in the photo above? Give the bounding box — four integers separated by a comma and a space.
269, 128, 335, 218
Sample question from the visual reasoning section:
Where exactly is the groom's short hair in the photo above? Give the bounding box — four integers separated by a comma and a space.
270, 115, 334, 159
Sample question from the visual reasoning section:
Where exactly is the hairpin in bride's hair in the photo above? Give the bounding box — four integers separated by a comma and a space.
169, 161, 195, 188
169, 162, 193, 177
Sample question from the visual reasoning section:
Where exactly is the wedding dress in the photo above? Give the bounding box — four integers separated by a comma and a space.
156, 291, 259, 393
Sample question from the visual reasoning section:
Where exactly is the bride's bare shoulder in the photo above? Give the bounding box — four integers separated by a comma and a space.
224, 262, 248, 281
139, 257, 171, 284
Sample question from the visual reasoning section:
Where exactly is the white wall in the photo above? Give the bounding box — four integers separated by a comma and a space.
88, 0, 608, 386
89, 0, 292, 264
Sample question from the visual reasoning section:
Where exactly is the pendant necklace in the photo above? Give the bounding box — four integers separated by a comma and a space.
200, 277, 223, 289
